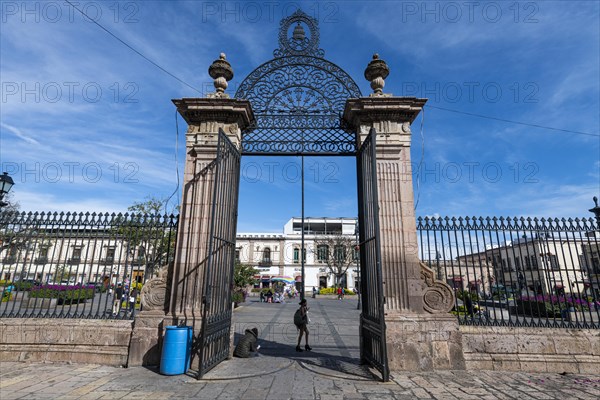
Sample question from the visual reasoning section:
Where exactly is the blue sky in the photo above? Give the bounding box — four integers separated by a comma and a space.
1, 0, 598, 232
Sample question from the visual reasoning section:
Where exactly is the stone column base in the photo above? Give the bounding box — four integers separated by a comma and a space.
385, 313, 465, 371
128, 311, 168, 367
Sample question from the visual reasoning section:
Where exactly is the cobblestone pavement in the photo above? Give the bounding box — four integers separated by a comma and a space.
1, 298, 599, 399
1, 360, 599, 399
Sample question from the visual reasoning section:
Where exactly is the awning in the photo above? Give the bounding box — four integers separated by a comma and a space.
295, 276, 302, 282
452, 277, 463, 282
271, 276, 294, 284
554, 284, 564, 289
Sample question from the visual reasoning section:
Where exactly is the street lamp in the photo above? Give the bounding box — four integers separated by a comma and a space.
589, 196, 600, 227
355, 221, 361, 310
0, 172, 15, 209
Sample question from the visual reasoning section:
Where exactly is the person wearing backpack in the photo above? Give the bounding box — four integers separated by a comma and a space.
293, 299, 311, 352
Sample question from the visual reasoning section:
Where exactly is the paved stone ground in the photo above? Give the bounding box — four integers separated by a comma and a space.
1, 298, 599, 399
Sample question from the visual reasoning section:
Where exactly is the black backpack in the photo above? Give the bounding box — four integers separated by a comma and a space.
293, 308, 303, 326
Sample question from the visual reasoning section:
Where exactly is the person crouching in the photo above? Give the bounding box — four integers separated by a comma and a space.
233, 328, 259, 358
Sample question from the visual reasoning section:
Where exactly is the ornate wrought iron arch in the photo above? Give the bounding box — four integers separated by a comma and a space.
234, 9, 362, 156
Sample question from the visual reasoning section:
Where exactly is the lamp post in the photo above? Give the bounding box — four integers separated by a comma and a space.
355, 221, 361, 310
0, 172, 15, 209
589, 196, 600, 227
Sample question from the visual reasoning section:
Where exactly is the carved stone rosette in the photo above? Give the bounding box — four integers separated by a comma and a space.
140, 264, 170, 311
420, 262, 455, 313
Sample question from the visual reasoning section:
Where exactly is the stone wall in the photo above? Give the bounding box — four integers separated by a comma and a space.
0, 319, 133, 366
461, 325, 600, 374
386, 313, 466, 371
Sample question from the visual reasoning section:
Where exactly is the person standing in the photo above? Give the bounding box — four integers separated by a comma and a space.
112, 283, 124, 316
128, 288, 138, 315
294, 299, 311, 352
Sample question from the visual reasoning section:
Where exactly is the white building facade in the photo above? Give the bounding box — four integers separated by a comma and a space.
236, 217, 359, 291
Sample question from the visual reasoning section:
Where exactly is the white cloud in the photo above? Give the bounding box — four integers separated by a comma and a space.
0, 122, 40, 145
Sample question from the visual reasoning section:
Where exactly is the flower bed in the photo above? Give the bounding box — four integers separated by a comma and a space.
318, 287, 355, 295
516, 294, 597, 318
29, 284, 95, 305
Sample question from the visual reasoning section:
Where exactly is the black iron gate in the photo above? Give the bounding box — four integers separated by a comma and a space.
197, 129, 241, 378
356, 128, 389, 382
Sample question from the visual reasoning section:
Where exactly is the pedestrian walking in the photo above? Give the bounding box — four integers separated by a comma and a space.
293, 299, 311, 352
112, 283, 124, 316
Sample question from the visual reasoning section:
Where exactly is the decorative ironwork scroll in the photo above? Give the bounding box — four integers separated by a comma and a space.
234, 9, 362, 155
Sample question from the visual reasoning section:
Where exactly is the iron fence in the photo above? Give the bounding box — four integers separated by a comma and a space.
417, 216, 600, 329
0, 211, 178, 319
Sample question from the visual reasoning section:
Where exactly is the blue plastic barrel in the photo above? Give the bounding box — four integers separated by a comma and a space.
160, 326, 193, 375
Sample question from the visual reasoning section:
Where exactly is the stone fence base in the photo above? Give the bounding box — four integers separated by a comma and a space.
460, 325, 600, 374
0, 318, 133, 366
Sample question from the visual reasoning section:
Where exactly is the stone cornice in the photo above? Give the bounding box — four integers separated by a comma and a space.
172, 98, 255, 128
343, 96, 427, 130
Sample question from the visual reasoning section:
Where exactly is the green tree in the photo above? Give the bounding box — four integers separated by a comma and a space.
313, 235, 358, 289
233, 262, 259, 291
53, 265, 71, 282
114, 196, 179, 279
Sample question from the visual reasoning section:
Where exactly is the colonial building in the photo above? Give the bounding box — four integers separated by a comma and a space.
236, 217, 359, 291
0, 216, 358, 292
455, 235, 598, 296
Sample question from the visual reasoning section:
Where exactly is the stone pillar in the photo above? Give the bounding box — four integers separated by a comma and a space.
168, 97, 253, 320
342, 54, 464, 371
128, 54, 254, 367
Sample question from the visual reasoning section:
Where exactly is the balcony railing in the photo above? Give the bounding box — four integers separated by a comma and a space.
67, 257, 81, 265
34, 257, 48, 265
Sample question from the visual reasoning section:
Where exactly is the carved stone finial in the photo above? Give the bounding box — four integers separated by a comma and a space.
293, 22, 306, 41
208, 53, 234, 98
364, 53, 390, 96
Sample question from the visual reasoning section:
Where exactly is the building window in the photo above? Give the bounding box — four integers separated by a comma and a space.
334, 245, 346, 262
515, 257, 521, 269
507, 257, 512, 271
71, 247, 82, 263
106, 247, 115, 262
549, 255, 560, 270
492, 256, 501, 268
525, 256, 531, 270
35, 246, 50, 264
39, 247, 49, 259
235, 250, 240, 262
262, 248, 271, 263
530, 255, 537, 268
592, 257, 600, 274
293, 248, 305, 264
317, 245, 328, 262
